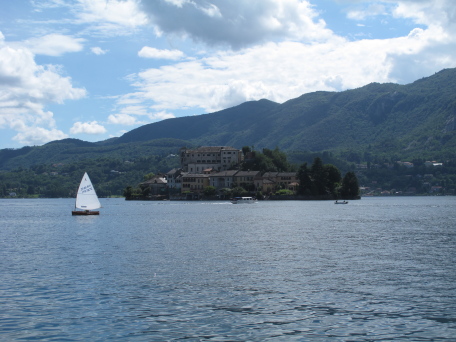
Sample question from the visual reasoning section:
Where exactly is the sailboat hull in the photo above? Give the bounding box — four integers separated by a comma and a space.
72, 210, 100, 216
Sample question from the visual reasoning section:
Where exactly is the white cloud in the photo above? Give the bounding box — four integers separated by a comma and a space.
74, 0, 148, 35
12, 127, 68, 146
107, 113, 139, 125
23, 34, 85, 56
0, 32, 86, 145
138, 46, 184, 60
141, 0, 333, 49
393, 0, 456, 41
110, 0, 455, 115
91, 46, 108, 55
149, 111, 175, 121
123, 22, 456, 113
70, 121, 107, 134
107, 104, 175, 125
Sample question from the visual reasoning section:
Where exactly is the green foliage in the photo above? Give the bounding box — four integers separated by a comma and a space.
143, 173, 155, 181
323, 164, 342, 196
123, 186, 132, 199
203, 186, 217, 196
297, 163, 312, 196
241, 147, 294, 173
340, 172, 360, 199
275, 189, 294, 196
232, 186, 248, 197
242, 146, 251, 155
297, 157, 346, 198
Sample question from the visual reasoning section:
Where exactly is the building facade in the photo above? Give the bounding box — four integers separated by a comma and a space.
181, 173, 210, 193
180, 146, 243, 173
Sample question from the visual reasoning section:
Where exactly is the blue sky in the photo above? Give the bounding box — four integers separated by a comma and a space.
0, 0, 455, 148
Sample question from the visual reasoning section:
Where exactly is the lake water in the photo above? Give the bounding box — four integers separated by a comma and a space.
1, 197, 455, 341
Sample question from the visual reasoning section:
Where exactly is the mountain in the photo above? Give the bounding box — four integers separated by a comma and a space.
113, 98, 280, 146
112, 68, 456, 156
1, 68, 455, 170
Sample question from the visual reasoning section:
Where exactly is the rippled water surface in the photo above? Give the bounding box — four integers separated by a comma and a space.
1, 197, 455, 341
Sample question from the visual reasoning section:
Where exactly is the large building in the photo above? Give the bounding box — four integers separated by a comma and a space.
180, 146, 243, 173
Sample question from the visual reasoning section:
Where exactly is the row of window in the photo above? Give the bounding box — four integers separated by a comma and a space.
186, 151, 236, 157
183, 178, 207, 183
182, 184, 205, 189
188, 153, 222, 157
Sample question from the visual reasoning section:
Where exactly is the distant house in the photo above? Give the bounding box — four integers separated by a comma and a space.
262, 172, 298, 192
233, 170, 261, 191
260, 179, 275, 194
181, 173, 210, 193
209, 170, 238, 190
139, 175, 167, 196
166, 168, 183, 192
425, 161, 443, 167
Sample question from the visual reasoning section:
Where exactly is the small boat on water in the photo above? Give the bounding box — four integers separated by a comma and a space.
335, 200, 348, 204
231, 197, 257, 204
72, 172, 101, 215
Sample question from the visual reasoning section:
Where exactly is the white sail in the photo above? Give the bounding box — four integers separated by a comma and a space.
75, 173, 101, 210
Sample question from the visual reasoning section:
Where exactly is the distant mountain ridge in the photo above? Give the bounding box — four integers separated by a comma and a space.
1, 68, 455, 170
112, 68, 456, 154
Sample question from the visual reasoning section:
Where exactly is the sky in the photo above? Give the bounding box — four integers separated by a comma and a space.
0, 0, 455, 149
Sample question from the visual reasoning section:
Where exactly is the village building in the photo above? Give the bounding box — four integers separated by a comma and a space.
232, 170, 262, 191
180, 146, 243, 173
425, 161, 443, 167
139, 174, 167, 196
261, 172, 298, 193
181, 173, 210, 193
259, 178, 275, 194
209, 170, 238, 190
166, 168, 183, 193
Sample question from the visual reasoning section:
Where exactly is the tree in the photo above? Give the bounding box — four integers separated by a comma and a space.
297, 163, 312, 195
232, 186, 248, 197
242, 146, 251, 156
203, 186, 217, 196
263, 147, 291, 172
310, 157, 326, 196
340, 172, 360, 199
123, 186, 133, 199
323, 164, 341, 196
143, 173, 155, 181
27, 185, 35, 195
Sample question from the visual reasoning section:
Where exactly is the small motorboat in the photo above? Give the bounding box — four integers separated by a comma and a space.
335, 200, 348, 204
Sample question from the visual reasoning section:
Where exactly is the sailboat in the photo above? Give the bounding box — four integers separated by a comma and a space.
72, 172, 101, 215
